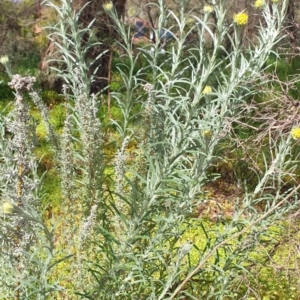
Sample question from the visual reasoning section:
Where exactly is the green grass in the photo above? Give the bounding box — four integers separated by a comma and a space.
265, 53, 300, 99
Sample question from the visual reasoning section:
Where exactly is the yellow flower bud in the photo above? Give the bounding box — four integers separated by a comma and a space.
202, 130, 212, 138
254, 0, 265, 8
2, 202, 14, 214
103, 1, 113, 11
204, 5, 214, 14
0, 55, 9, 65
203, 86, 212, 94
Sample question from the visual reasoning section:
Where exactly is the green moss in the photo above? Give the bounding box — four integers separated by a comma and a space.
42, 168, 62, 208
40, 90, 65, 106
177, 219, 300, 298
34, 142, 55, 168
36, 122, 47, 139
110, 73, 123, 91
49, 103, 65, 130
110, 105, 124, 122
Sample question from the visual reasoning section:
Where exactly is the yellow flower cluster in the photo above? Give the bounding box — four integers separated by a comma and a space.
203, 85, 212, 94
233, 12, 248, 26
103, 1, 113, 11
254, 0, 265, 8
2, 202, 14, 214
291, 128, 300, 140
203, 5, 214, 14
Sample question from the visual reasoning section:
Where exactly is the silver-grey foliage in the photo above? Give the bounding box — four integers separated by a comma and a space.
1, 0, 299, 299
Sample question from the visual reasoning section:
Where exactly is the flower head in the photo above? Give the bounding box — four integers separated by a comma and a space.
291, 128, 300, 140
254, 0, 265, 8
103, 1, 113, 11
2, 202, 14, 214
202, 130, 212, 138
203, 85, 212, 94
233, 12, 248, 26
204, 5, 214, 14
0, 55, 9, 65
8, 74, 36, 91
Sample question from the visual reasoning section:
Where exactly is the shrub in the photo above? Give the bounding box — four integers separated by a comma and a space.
1, 0, 300, 299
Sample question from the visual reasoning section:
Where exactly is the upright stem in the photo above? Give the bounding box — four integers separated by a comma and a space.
15, 95, 24, 300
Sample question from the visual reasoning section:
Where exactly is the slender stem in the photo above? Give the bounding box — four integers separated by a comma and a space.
107, 49, 113, 117
15, 100, 24, 300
